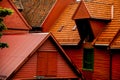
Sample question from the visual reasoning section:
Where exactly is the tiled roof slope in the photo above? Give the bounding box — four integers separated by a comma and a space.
12, 0, 24, 10
21, 0, 56, 27
85, 1, 112, 20
110, 31, 120, 49
0, 0, 31, 30
50, 3, 80, 45
93, 0, 120, 46
109, 0, 120, 49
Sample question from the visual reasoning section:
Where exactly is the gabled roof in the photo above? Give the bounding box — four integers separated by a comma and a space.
73, 1, 112, 20
0, 0, 31, 30
49, 3, 81, 45
20, 0, 56, 27
0, 33, 82, 79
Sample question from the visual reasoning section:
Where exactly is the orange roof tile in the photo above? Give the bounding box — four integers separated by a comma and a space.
50, 3, 81, 45
21, 0, 56, 27
93, 0, 120, 46
110, 31, 120, 49
0, 0, 31, 30
85, 1, 112, 20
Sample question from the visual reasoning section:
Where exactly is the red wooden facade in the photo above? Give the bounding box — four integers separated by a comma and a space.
42, 0, 120, 80
0, 33, 82, 80
13, 37, 79, 79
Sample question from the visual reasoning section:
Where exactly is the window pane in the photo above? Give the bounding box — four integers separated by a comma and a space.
83, 48, 94, 70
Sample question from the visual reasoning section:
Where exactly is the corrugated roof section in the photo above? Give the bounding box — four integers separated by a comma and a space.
0, 0, 31, 30
93, 0, 120, 46
50, 3, 81, 45
0, 33, 49, 78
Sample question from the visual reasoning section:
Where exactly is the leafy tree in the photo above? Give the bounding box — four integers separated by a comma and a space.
0, 6, 13, 48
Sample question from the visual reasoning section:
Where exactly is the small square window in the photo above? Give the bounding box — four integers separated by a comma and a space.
57, 25, 64, 32
72, 25, 77, 31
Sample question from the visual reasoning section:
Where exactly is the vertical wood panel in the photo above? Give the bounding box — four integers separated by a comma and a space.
93, 49, 110, 80
37, 52, 48, 76
47, 52, 57, 76
37, 51, 57, 77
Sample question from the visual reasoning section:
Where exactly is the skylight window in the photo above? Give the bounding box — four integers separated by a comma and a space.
72, 25, 77, 31
57, 25, 64, 32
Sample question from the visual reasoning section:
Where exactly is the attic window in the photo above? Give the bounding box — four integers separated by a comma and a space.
57, 25, 64, 32
72, 25, 77, 31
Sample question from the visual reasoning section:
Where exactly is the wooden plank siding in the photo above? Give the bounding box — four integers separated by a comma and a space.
112, 53, 120, 80
65, 47, 110, 80
13, 53, 37, 79
12, 36, 78, 79
92, 48, 110, 80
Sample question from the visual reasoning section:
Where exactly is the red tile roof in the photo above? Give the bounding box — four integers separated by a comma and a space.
49, 3, 81, 45
0, 0, 31, 30
0, 33, 82, 79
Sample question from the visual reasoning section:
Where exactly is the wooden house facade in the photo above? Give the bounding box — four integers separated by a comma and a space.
42, 0, 120, 80
0, 0, 83, 80
0, 33, 82, 80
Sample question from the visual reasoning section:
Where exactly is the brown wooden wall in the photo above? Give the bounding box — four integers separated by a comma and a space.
92, 48, 110, 80
112, 53, 120, 80
64, 46, 110, 80
42, 0, 75, 32
13, 53, 37, 79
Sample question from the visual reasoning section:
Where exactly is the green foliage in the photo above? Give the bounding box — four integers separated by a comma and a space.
0, 42, 9, 48
0, 7, 13, 17
0, 7, 13, 48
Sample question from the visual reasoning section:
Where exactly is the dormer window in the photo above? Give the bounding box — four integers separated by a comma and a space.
57, 25, 64, 32
75, 19, 94, 43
